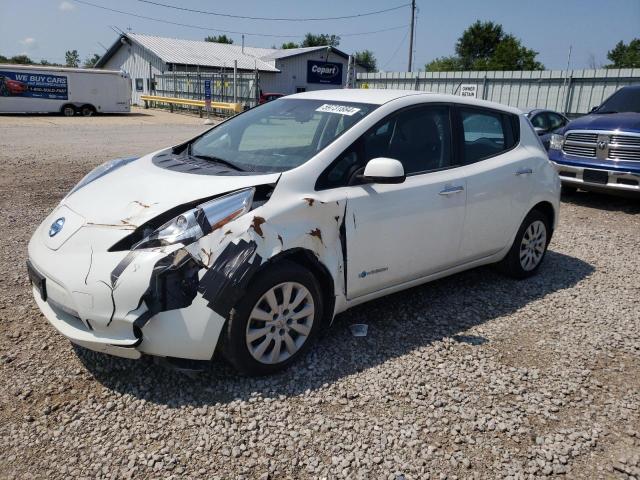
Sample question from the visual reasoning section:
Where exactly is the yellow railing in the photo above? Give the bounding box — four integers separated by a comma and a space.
140, 95, 243, 115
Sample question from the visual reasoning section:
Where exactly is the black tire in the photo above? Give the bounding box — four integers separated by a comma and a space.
61, 105, 76, 117
497, 209, 551, 279
80, 105, 95, 117
220, 260, 324, 376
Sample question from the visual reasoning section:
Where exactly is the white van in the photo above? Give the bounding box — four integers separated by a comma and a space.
0, 64, 130, 116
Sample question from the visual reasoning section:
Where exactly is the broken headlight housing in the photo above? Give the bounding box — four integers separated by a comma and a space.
132, 188, 255, 250
67, 157, 139, 197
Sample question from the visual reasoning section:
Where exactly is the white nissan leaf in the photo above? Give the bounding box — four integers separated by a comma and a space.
28, 90, 560, 375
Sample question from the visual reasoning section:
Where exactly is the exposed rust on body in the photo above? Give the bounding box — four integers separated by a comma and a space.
251, 216, 266, 238
303, 197, 315, 206
308, 228, 323, 245
132, 200, 152, 208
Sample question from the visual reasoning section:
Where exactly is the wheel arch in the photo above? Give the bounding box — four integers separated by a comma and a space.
259, 247, 336, 326
531, 200, 556, 235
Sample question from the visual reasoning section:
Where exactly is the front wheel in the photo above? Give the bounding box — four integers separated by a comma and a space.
498, 210, 550, 279
220, 260, 323, 375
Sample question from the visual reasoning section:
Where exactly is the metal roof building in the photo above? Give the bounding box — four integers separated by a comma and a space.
96, 33, 363, 104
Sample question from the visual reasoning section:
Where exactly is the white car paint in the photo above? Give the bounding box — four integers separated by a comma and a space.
27, 89, 560, 363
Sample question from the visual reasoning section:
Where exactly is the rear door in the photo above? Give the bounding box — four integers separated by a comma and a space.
455, 107, 532, 262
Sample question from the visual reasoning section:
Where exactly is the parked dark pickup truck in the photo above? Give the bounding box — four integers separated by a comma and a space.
548, 85, 640, 195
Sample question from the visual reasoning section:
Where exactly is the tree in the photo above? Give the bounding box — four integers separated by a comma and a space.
605, 39, 640, 68
425, 55, 463, 72
0, 54, 7, 63
280, 41, 299, 49
456, 21, 504, 69
424, 21, 544, 71
4, 55, 34, 65
65, 49, 80, 67
83, 53, 101, 68
354, 50, 377, 73
301, 33, 340, 47
486, 35, 543, 71
204, 34, 234, 44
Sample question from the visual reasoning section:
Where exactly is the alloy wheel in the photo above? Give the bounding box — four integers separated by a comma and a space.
519, 220, 547, 271
245, 282, 315, 365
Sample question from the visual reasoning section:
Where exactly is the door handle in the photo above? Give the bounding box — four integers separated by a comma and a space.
439, 185, 465, 195
515, 168, 533, 176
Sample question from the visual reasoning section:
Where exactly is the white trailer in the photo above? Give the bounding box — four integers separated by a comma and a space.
0, 64, 131, 116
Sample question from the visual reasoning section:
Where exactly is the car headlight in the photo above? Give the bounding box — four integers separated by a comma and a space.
67, 157, 138, 197
549, 134, 564, 150
132, 188, 254, 250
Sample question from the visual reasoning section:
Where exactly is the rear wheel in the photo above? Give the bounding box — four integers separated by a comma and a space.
498, 210, 550, 279
220, 260, 323, 375
61, 105, 76, 117
80, 104, 95, 117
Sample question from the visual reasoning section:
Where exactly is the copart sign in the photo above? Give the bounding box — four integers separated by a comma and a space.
0, 71, 68, 100
307, 61, 343, 85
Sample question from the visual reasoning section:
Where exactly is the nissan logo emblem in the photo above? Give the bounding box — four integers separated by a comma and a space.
49, 217, 65, 237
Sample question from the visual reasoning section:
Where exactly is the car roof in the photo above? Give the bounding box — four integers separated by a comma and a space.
285, 88, 522, 114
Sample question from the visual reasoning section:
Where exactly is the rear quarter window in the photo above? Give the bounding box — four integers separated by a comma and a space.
459, 107, 519, 164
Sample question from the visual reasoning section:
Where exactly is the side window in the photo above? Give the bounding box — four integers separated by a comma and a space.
545, 112, 564, 131
530, 113, 548, 129
460, 108, 508, 163
316, 105, 453, 189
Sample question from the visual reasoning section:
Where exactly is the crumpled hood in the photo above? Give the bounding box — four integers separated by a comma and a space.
567, 112, 640, 133
63, 152, 280, 228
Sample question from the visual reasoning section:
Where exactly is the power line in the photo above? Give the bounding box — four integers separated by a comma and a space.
74, 0, 408, 39
383, 28, 410, 70
135, 0, 411, 22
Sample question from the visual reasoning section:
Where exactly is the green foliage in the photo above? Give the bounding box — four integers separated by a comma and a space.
456, 21, 504, 69
606, 39, 640, 68
1, 54, 34, 65
424, 21, 544, 71
425, 55, 463, 72
65, 49, 80, 68
354, 50, 377, 73
83, 53, 101, 68
204, 35, 234, 44
280, 41, 299, 49
301, 33, 340, 48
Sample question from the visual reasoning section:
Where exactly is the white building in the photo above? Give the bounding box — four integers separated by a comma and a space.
96, 33, 363, 104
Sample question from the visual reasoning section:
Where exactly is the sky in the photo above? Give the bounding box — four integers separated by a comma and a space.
0, 0, 639, 71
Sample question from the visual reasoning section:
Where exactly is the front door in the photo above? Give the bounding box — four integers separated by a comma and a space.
334, 104, 467, 299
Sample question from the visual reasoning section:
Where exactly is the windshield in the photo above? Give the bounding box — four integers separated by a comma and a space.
190, 99, 377, 172
596, 87, 640, 114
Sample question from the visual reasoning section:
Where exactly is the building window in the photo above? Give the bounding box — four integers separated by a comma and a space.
296, 87, 306, 93
135, 78, 144, 92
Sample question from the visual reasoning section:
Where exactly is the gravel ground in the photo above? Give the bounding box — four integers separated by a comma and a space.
0, 109, 639, 479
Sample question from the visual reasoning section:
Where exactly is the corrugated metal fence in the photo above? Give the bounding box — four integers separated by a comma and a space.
357, 69, 640, 117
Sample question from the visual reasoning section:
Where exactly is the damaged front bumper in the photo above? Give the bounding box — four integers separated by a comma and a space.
27, 206, 229, 361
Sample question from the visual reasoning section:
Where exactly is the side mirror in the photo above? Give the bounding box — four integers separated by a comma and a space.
534, 127, 546, 136
590, 106, 599, 113
363, 157, 406, 184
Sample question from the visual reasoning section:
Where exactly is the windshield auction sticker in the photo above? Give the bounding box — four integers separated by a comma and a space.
316, 104, 361, 116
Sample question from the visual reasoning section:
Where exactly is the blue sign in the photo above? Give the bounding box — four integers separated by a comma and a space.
307, 60, 343, 85
204, 79, 211, 100
0, 70, 68, 100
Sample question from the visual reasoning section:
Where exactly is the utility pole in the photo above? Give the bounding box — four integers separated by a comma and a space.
408, 0, 416, 71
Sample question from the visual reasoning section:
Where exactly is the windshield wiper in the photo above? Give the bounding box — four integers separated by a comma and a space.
191, 154, 250, 172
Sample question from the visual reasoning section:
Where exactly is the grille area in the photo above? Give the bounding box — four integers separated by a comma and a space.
609, 148, 640, 161
566, 132, 598, 143
562, 131, 640, 162
611, 135, 640, 147
563, 144, 596, 157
